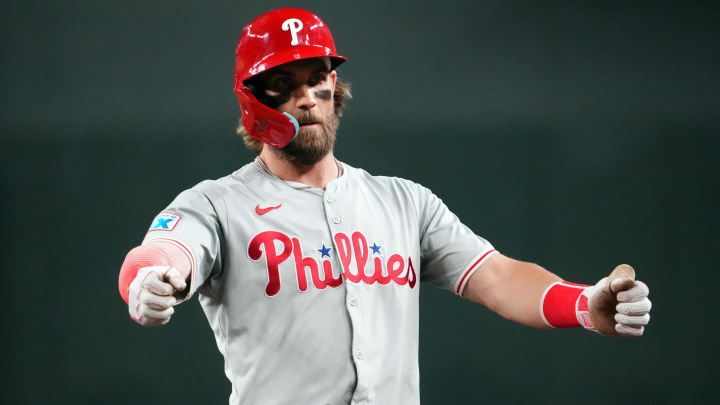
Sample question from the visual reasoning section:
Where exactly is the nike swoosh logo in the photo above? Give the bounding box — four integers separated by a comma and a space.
255, 204, 282, 216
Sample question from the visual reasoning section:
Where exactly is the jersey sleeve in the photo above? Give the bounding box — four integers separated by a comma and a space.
416, 185, 497, 296
143, 188, 223, 299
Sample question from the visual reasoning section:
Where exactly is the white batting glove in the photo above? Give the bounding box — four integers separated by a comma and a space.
128, 266, 187, 327
579, 265, 652, 336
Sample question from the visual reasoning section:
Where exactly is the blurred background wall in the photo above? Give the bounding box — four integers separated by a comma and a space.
2, 1, 718, 403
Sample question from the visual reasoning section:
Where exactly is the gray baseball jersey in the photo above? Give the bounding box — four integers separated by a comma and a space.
143, 157, 496, 405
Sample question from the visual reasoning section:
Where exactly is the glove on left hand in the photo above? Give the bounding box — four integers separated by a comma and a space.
580, 265, 652, 336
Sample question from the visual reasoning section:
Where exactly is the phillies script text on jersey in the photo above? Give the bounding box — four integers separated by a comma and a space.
248, 230, 417, 296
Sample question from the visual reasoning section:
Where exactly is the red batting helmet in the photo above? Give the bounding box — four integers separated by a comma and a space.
233, 8, 347, 148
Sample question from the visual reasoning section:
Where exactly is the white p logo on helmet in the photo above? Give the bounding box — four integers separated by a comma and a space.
282, 18, 303, 46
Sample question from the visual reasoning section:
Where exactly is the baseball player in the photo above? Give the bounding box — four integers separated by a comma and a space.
118, 8, 652, 405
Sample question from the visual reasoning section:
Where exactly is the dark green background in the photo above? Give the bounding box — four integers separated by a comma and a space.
2, 1, 718, 403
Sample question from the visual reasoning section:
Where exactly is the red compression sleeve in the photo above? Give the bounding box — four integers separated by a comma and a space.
118, 241, 192, 304
540, 281, 590, 328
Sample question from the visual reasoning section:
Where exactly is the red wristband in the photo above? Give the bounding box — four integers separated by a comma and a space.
540, 281, 590, 328
118, 240, 193, 304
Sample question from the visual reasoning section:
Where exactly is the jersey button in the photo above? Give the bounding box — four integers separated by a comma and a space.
349, 297, 358, 307
355, 351, 364, 360
332, 216, 341, 224
325, 193, 336, 203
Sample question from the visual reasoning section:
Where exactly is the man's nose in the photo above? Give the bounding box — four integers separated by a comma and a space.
294, 85, 318, 111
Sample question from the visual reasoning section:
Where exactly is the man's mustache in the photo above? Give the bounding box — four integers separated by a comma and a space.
295, 112, 326, 126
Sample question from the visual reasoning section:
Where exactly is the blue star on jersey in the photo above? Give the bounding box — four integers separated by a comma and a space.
370, 242, 382, 255
318, 243, 332, 258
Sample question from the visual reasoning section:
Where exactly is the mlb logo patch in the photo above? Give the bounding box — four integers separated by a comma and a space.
148, 212, 181, 232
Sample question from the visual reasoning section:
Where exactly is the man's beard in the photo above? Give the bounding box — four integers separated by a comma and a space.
273, 110, 339, 165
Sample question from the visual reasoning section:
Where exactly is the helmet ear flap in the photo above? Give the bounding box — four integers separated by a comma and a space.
237, 85, 299, 148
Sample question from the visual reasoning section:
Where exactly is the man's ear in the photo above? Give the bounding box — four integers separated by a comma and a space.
330, 70, 337, 91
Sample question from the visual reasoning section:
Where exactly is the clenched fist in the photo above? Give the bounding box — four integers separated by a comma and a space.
581, 265, 652, 336
128, 266, 187, 327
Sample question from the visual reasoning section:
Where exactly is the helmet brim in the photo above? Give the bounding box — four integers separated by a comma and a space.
241, 45, 346, 81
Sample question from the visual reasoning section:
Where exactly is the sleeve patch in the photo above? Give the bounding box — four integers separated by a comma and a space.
148, 212, 182, 232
